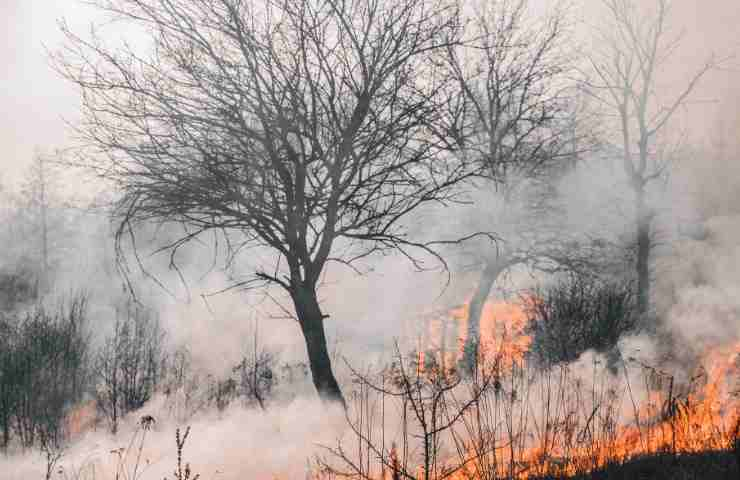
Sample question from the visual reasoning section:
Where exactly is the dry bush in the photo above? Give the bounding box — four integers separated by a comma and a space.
0, 294, 90, 451
94, 301, 165, 435
0, 264, 38, 313
160, 335, 308, 421
526, 275, 637, 368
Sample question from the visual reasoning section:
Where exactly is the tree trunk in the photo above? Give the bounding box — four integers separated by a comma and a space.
1, 414, 9, 450
635, 189, 652, 323
462, 258, 508, 373
292, 287, 345, 406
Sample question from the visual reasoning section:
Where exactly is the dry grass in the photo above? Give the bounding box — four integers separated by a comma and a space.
316, 343, 740, 480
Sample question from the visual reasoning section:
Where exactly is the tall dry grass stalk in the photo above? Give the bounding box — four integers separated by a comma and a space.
316, 341, 739, 480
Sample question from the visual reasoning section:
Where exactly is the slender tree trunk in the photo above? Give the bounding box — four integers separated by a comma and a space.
635, 188, 651, 322
1, 413, 9, 450
40, 169, 49, 291
462, 258, 508, 373
439, 316, 448, 372
292, 287, 345, 406
36, 154, 50, 293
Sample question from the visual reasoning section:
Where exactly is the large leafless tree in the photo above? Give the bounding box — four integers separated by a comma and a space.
585, 0, 716, 321
56, 0, 476, 404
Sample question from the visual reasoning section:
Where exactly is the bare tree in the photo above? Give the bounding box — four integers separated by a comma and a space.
447, 0, 576, 183
454, 176, 619, 372
584, 0, 717, 320
95, 301, 164, 434
33, 154, 51, 289
0, 149, 77, 294
444, 0, 594, 368
20, 151, 67, 292
56, 0, 476, 405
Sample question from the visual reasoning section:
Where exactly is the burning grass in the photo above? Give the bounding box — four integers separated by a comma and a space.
319, 349, 740, 479
317, 296, 740, 480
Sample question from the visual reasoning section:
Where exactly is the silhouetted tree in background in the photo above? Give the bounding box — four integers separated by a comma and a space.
444, 0, 603, 370
584, 0, 717, 323
0, 149, 79, 297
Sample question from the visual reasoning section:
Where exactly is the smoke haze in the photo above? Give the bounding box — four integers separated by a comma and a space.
1, 1, 739, 478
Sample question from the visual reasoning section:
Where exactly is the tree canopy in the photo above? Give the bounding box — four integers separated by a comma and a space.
56, 0, 481, 403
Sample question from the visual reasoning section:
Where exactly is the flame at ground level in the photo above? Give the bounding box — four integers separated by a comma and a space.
416, 298, 532, 373
406, 297, 740, 479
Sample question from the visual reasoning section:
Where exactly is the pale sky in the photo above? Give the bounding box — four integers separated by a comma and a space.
1, 0, 738, 187
1, 1, 94, 184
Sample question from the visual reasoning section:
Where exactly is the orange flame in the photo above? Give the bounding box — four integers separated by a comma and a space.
65, 399, 97, 440
415, 297, 740, 479
416, 297, 532, 373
